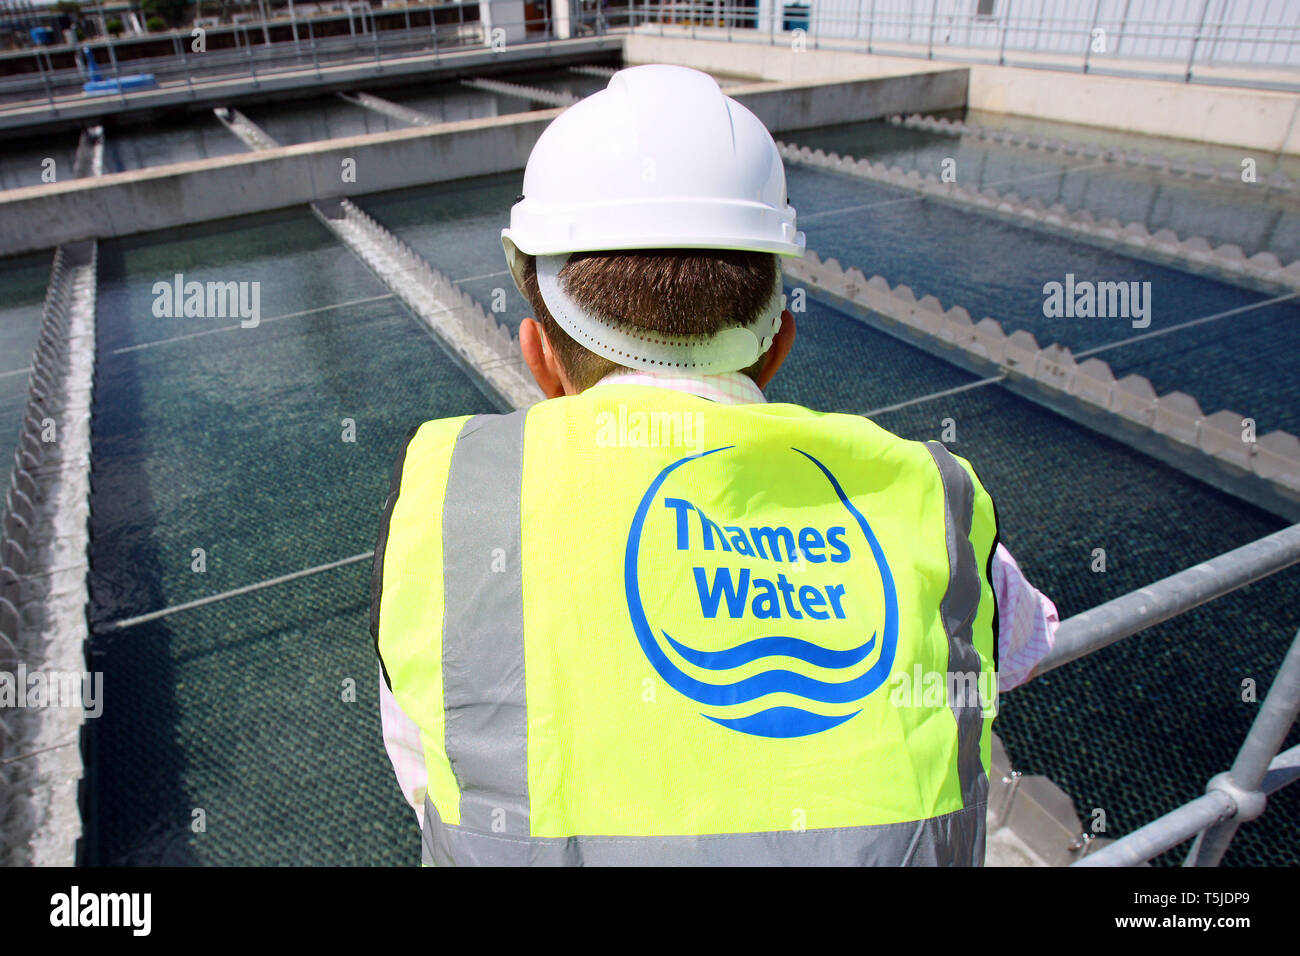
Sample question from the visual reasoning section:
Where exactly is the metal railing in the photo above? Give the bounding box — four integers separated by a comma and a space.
1032, 523, 1300, 866
5, 0, 1297, 112
623, 0, 1300, 88
0, 3, 611, 113
3, 12, 487, 109
1038, 524, 1300, 676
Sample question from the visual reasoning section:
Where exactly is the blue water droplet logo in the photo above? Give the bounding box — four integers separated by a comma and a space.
624, 446, 899, 738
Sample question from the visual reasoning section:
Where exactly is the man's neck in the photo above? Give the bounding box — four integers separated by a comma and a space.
589, 367, 767, 406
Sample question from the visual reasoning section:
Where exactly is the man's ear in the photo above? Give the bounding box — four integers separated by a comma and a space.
520, 317, 574, 398
754, 309, 795, 390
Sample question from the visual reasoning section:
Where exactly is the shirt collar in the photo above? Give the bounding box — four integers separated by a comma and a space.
589, 367, 768, 406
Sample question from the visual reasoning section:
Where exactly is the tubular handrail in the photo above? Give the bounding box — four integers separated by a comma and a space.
1074, 626, 1300, 868
1036, 523, 1300, 676
1033, 521, 1300, 866
1072, 789, 1236, 867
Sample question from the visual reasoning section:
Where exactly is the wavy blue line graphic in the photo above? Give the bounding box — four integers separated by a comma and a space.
663, 630, 877, 671
624, 446, 900, 737
706, 707, 860, 738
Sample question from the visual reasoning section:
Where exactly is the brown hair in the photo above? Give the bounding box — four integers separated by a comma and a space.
518, 249, 780, 392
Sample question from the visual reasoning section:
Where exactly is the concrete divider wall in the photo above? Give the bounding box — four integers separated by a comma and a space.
0, 71, 971, 258
891, 113, 1300, 193
728, 69, 967, 135
316, 198, 542, 409
968, 65, 1300, 156
0, 237, 98, 866
623, 28, 961, 83
0, 111, 554, 257
210, 106, 540, 409
779, 141, 1300, 293
783, 248, 1300, 512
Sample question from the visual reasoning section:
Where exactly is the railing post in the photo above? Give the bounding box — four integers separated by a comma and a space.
309, 17, 320, 78
1185, 0, 1213, 82
1115, 0, 1132, 56
867, 0, 874, 53
1082, 0, 1101, 73
1185, 627, 1300, 866
95, 0, 128, 106
108, 40, 126, 106
36, 45, 56, 109
998, 0, 1012, 66
246, 25, 258, 86
177, 26, 193, 94
927, 0, 937, 59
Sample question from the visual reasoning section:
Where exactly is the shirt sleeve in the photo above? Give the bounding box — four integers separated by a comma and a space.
992, 543, 1059, 692
379, 671, 428, 828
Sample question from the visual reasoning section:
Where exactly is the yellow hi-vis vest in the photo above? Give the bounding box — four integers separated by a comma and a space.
371, 385, 999, 866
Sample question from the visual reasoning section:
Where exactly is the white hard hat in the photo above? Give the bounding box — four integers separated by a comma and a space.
501, 63, 804, 372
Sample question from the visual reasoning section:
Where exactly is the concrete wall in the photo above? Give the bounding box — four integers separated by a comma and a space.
0, 111, 547, 256
0, 70, 968, 256
724, 69, 966, 134
628, 30, 1300, 155
625, 29, 962, 82
968, 65, 1300, 155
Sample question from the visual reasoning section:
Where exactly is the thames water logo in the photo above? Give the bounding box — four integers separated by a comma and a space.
625, 446, 898, 738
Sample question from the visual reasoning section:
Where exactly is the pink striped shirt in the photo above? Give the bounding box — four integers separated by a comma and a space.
380, 369, 1059, 825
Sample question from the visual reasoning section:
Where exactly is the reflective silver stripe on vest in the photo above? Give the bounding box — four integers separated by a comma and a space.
924, 441, 989, 814
442, 410, 530, 835
422, 795, 984, 866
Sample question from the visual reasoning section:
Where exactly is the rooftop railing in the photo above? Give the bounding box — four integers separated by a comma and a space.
620, 0, 1300, 90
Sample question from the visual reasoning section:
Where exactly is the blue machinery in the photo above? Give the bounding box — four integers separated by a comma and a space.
80, 45, 156, 96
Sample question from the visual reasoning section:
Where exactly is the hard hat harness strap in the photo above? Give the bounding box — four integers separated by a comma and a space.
535, 253, 785, 374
